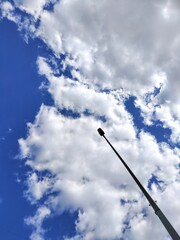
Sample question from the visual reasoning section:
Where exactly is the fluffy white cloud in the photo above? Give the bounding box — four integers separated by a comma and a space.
37, 57, 135, 127
24, 172, 53, 202
2, 0, 178, 142
25, 206, 51, 240
13, 0, 51, 19
34, 0, 178, 88
19, 104, 180, 239
34, 0, 180, 144
0, 1, 17, 22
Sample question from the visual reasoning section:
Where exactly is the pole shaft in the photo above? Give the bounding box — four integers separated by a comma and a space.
103, 135, 180, 240
103, 135, 159, 212
156, 210, 180, 240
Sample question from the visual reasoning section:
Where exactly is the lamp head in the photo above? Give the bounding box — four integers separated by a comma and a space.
97, 128, 105, 136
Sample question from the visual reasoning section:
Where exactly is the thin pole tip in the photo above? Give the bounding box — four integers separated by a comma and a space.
97, 128, 105, 136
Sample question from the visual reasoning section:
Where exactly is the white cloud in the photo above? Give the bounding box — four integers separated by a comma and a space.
25, 0, 180, 144
4, 0, 179, 140
5, 0, 180, 97
0, 1, 17, 22
25, 206, 51, 240
34, 0, 174, 90
25, 172, 53, 202
135, 75, 180, 143
13, 0, 49, 19
37, 57, 135, 129
19, 105, 180, 239
0, 1, 14, 13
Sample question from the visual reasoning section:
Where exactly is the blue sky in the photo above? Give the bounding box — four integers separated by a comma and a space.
0, 1, 180, 240
0, 18, 42, 239
0, 17, 76, 240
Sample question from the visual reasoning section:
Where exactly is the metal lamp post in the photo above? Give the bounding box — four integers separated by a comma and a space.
97, 128, 180, 240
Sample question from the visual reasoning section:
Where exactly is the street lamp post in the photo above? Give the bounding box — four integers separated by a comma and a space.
97, 128, 180, 240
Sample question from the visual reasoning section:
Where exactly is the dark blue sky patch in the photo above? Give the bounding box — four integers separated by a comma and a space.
0, 137, 37, 240
120, 199, 126, 206
145, 86, 161, 104
60, 55, 81, 81
58, 104, 108, 121
125, 96, 144, 131
121, 207, 148, 237
147, 174, 164, 190
83, 109, 107, 122
141, 207, 148, 218
58, 108, 81, 119
0, 2, 38, 39
0, 19, 56, 129
120, 198, 138, 206
98, 115, 107, 123
125, 96, 172, 144
0, 18, 47, 240
147, 120, 172, 143
41, 86, 55, 106
62, 64, 74, 79
83, 109, 92, 117
43, 0, 59, 12
100, 88, 111, 94
41, 54, 64, 76
36, 52, 77, 80
43, 210, 78, 240
122, 217, 131, 235
0, 18, 44, 139
33, 18, 41, 30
